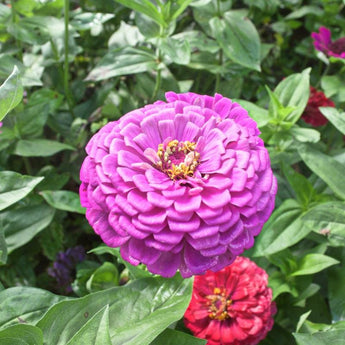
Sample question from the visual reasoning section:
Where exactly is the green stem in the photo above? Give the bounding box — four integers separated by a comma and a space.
315, 63, 330, 89
23, 157, 33, 176
151, 67, 162, 102
10, 0, 23, 61
216, 0, 221, 17
64, 0, 75, 116
214, 49, 223, 94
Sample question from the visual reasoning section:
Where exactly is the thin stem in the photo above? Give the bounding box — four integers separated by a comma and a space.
214, 49, 223, 94
216, 0, 221, 17
151, 67, 162, 102
23, 157, 33, 176
64, 0, 75, 116
10, 0, 23, 61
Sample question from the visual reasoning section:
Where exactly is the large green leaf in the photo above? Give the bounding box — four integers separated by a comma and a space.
151, 328, 207, 345
294, 330, 345, 345
1, 203, 55, 253
160, 37, 191, 65
319, 107, 345, 135
0, 66, 23, 121
0, 324, 43, 345
209, 11, 261, 71
290, 254, 339, 277
37, 275, 192, 345
273, 68, 310, 124
298, 145, 345, 200
66, 306, 112, 345
40, 190, 85, 214
251, 199, 302, 256
85, 47, 157, 82
0, 171, 43, 211
0, 287, 66, 330
328, 266, 345, 322
14, 139, 75, 157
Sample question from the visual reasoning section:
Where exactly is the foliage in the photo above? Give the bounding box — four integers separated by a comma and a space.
0, 0, 345, 344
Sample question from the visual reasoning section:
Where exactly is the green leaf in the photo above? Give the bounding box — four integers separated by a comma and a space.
89, 246, 151, 280
14, 139, 75, 157
298, 145, 345, 200
0, 227, 7, 266
282, 163, 316, 207
1, 203, 55, 253
0, 324, 43, 345
296, 311, 312, 332
0, 287, 66, 330
0, 66, 23, 121
328, 266, 345, 322
251, 199, 302, 256
113, 0, 166, 27
319, 107, 345, 135
289, 126, 320, 143
321, 75, 345, 103
234, 99, 269, 127
85, 47, 157, 82
290, 254, 339, 277
66, 305, 112, 345
86, 262, 119, 293
273, 68, 310, 123
210, 11, 261, 71
40, 190, 85, 214
294, 330, 345, 345
151, 328, 207, 345
0, 171, 44, 211
160, 37, 191, 65
37, 275, 193, 345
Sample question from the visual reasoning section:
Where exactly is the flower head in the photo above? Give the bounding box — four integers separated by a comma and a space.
80, 92, 277, 278
311, 26, 345, 58
48, 246, 85, 293
184, 256, 276, 345
301, 87, 335, 126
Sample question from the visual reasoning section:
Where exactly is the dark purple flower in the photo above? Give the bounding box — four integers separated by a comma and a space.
311, 26, 345, 59
48, 246, 85, 293
80, 92, 277, 278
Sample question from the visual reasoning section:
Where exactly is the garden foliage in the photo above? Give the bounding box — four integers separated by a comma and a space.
0, 0, 345, 344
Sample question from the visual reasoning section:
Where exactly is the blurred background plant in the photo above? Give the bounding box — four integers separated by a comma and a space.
0, 0, 345, 344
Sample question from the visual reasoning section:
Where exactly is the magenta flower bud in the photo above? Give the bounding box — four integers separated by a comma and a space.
80, 93, 277, 278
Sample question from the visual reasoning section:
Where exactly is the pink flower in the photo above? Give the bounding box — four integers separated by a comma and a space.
311, 26, 345, 58
79, 92, 277, 278
184, 256, 276, 345
301, 86, 335, 126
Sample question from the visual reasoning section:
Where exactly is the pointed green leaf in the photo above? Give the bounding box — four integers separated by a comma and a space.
298, 145, 345, 200
210, 11, 261, 71
66, 305, 112, 345
151, 328, 207, 345
0, 227, 7, 265
328, 266, 345, 322
0, 171, 44, 211
37, 275, 193, 345
40, 190, 85, 214
1, 203, 55, 253
319, 107, 345, 135
0, 324, 43, 345
290, 254, 339, 277
14, 139, 75, 157
294, 330, 345, 345
0, 287, 66, 330
0, 66, 23, 120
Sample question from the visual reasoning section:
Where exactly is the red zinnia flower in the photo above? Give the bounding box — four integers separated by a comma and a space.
301, 87, 335, 127
184, 256, 276, 345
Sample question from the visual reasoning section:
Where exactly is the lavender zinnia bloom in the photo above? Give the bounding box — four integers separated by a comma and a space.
312, 26, 345, 59
80, 92, 277, 278
48, 245, 85, 293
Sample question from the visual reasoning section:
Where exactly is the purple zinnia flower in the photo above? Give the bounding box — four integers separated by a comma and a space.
48, 245, 85, 293
311, 26, 345, 58
80, 92, 277, 278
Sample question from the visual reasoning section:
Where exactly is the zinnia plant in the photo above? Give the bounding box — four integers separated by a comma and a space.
80, 92, 277, 278
184, 256, 276, 345
301, 86, 335, 126
311, 26, 345, 58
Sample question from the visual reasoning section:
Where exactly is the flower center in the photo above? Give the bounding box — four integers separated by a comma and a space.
329, 37, 345, 55
206, 287, 232, 321
155, 139, 200, 180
